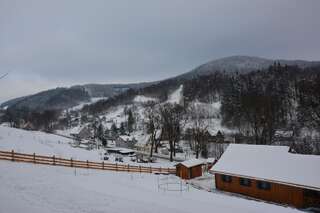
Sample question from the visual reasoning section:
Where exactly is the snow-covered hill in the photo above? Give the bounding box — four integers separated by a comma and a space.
0, 126, 100, 161
178, 55, 320, 79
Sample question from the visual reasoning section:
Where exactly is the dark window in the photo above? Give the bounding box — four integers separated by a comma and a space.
257, 181, 271, 190
221, 175, 232, 183
304, 189, 320, 198
239, 178, 251, 187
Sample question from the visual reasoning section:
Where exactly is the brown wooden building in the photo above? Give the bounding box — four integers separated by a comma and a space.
176, 159, 204, 180
210, 144, 320, 209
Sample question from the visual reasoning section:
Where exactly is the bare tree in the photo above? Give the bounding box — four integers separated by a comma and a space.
144, 103, 161, 158
159, 103, 184, 162
188, 103, 209, 158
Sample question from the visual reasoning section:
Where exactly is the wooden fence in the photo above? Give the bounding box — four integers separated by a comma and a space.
0, 150, 176, 174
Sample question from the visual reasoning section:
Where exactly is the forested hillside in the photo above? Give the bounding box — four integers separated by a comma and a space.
2, 59, 320, 156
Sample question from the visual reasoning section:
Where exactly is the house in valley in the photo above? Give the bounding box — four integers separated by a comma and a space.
71, 126, 92, 140
115, 135, 137, 149
176, 159, 204, 180
210, 144, 320, 208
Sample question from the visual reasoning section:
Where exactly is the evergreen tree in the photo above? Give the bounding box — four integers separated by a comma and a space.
97, 123, 106, 146
119, 122, 126, 135
127, 109, 135, 133
111, 122, 118, 136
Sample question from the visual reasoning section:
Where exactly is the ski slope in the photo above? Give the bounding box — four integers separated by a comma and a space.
0, 161, 301, 213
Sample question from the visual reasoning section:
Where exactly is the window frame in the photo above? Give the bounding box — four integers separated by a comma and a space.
239, 177, 251, 187
256, 180, 271, 190
304, 189, 320, 198
221, 174, 232, 183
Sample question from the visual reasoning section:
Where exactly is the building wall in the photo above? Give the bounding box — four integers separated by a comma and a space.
215, 173, 305, 208
176, 165, 203, 179
190, 165, 203, 179
176, 165, 188, 179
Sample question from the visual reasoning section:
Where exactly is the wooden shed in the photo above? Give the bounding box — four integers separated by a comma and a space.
210, 144, 320, 208
176, 159, 204, 180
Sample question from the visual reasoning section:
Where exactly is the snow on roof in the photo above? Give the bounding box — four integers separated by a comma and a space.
106, 147, 135, 154
133, 95, 157, 103
119, 135, 135, 141
274, 130, 294, 137
211, 144, 320, 190
206, 158, 216, 164
179, 159, 204, 168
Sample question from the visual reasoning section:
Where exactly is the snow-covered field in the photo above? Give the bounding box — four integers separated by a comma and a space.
0, 161, 301, 213
0, 126, 175, 167
0, 125, 100, 161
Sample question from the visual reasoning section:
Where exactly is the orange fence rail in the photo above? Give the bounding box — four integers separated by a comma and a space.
0, 150, 176, 174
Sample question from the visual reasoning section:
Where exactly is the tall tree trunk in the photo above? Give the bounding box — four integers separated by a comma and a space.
195, 142, 199, 159
155, 140, 159, 153
149, 134, 155, 158
169, 140, 174, 162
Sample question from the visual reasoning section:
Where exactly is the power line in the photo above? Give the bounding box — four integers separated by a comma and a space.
0, 72, 9, 80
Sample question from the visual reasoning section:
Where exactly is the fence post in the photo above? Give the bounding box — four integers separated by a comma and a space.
70, 158, 73, 167
87, 160, 89, 168
167, 167, 170, 173
53, 155, 55, 165
128, 164, 130, 172
160, 167, 162, 173
150, 166, 152, 173
33, 153, 36, 163
116, 163, 118, 171
11, 150, 14, 161
102, 161, 104, 170
139, 165, 141, 173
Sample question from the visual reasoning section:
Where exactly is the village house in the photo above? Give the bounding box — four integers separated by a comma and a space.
176, 159, 204, 180
71, 126, 92, 141
115, 135, 137, 149
210, 144, 320, 208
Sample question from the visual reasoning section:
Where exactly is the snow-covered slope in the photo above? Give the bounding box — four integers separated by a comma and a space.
185, 101, 236, 135
0, 126, 174, 167
69, 97, 108, 111
167, 85, 183, 104
0, 161, 301, 213
0, 126, 100, 160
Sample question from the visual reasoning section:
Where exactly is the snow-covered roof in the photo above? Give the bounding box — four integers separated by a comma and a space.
119, 135, 135, 141
274, 130, 294, 137
178, 159, 204, 168
106, 147, 135, 154
133, 95, 157, 103
210, 144, 320, 190
206, 158, 216, 164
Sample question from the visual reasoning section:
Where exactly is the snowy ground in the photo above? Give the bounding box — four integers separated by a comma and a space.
0, 161, 301, 213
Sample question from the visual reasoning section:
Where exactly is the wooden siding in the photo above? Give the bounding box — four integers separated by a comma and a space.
215, 173, 305, 208
176, 164, 202, 179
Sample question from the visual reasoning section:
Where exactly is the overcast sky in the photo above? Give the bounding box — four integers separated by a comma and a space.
0, 0, 320, 103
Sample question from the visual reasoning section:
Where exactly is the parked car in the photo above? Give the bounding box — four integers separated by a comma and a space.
115, 155, 123, 162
